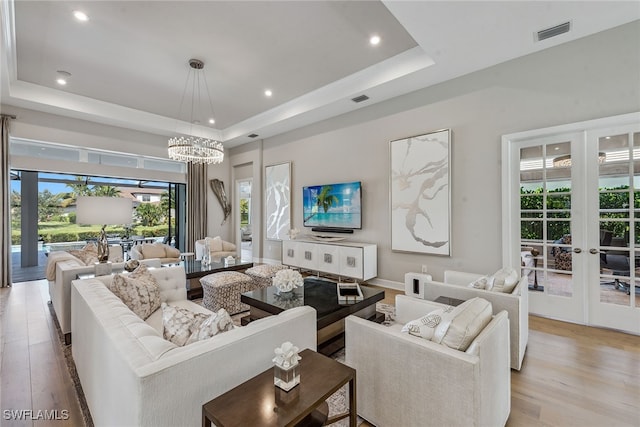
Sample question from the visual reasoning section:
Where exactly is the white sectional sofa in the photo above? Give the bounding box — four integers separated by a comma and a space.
71, 265, 317, 427
416, 270, 528, 370
46, 245, 124, 344
346, 295, 511, 426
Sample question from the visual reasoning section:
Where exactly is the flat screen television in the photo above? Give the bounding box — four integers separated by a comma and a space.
302, 181, 362, 230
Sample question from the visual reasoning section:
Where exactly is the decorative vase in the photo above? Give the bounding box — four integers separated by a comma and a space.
273, 342, 301, 392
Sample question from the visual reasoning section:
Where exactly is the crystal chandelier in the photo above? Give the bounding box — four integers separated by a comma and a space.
168, 59, 224, 164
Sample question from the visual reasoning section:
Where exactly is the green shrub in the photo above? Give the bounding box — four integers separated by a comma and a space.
49, 232, 79, 243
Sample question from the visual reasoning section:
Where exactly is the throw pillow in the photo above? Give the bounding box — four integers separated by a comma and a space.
468, 276, 493, 291
185, 308, 234, 345
161, 303, 210, 346
491, 267, 519, 293
433, 297, 492, 351
110, 264, 161, 320
67, 248, 99, 265
401, 305, 455, 340
165, 245, 181, 258
205, 236, 224, 253
141, 243, 166, 259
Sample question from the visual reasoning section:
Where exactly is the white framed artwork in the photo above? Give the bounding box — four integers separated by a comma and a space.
265, 162, 291, 241
390, 129, 451, 255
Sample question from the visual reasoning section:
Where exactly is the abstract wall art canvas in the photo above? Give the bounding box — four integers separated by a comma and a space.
390, 129, 451, 255
265, 162, 291, 240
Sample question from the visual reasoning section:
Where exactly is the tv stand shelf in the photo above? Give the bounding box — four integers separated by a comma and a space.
282, 239, 377, 281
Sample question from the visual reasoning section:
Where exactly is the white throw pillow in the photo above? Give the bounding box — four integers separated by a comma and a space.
110, 264, 161, 320
491, 267, 519, 293
433, 297, 493, 351
468, 276, 493, 291
161, 303, 210, 346
401, 305, 455, 340
185, 308, 234, 345
205, 236, 224, 253
141, 243, 166, 259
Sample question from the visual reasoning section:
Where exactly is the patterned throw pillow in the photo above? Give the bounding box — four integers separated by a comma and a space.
468, 276, 493, 291
67, 242, 99, 265
185, 308, 234, 345
401, 305, 455, 340
110, 264, 161, 320
161, 303, 210, 346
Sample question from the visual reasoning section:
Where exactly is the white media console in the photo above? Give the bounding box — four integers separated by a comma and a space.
282, 239, 377, 281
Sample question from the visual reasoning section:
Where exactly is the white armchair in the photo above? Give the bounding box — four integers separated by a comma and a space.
413, 270, 528, 370
194, 236, 236, 261
345, 295, 511, 427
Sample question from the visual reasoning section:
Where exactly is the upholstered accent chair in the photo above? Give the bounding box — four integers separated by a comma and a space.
345, 295, 511, 427
130, 242, 181, 264
194, 236, 237, 261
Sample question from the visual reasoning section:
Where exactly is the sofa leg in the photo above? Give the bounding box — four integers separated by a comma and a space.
64, 333, 71, 346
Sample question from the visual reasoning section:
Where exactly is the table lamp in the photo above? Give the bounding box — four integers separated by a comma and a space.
76, 196, 133, 263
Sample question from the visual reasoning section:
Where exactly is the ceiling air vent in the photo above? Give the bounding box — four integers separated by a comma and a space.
351, 95, 369, 103
536, 21, 571, 42
248, 133, 259, 138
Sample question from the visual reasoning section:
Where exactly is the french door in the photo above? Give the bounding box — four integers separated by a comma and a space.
503, 113, 640, 334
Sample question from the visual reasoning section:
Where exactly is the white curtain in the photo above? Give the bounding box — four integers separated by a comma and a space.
1, 116, 12, 287
186, 162, 207, 253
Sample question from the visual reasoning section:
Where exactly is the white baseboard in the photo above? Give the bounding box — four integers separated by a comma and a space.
366, 277, 404, 291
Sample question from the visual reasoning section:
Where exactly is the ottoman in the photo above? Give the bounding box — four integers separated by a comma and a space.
200, 271, 256, 315
245, 264, 289, 288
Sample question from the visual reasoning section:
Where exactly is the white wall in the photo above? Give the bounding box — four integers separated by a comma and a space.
233, 21, 640, 285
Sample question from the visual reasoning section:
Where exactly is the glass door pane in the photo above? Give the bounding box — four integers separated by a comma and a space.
520, 141, 574, 297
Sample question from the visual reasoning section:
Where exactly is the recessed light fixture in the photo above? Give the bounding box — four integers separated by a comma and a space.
370, 35, 381, 45
56, 70, 71, 86
209, 118, 215, 124
73, 10, 89, 21
264, 89, 273, 97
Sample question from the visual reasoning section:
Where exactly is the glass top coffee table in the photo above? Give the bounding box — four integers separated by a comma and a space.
241, 277, 384, 355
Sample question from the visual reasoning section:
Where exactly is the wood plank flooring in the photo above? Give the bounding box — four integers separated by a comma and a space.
1, 281, 638, 426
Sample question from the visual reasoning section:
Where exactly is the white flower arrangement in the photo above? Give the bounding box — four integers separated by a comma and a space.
272, 268, 303, 292
273, 341, 301, 369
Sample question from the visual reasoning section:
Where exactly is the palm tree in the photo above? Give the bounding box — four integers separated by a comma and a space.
316, 186, 339, 213
93, 186, 120, 197
62, 176, 93, 207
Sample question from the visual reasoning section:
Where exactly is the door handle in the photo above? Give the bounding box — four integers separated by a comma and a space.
573, 248, 582, 253
589, 248, 599, 254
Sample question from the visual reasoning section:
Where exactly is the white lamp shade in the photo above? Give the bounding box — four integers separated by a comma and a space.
76, 196, 133, 225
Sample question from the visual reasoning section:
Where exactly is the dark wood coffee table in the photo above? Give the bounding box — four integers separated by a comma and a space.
202, 348, 356, 427
179, 258, 253, 299
241, 278, 384, 355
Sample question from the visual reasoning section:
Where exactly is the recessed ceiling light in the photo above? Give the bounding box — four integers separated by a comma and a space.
56, 70, 71, 86
264, 89, 272, 97
73, 10, 89, 21
209, 118, 215, 124
370, 35, 381, 45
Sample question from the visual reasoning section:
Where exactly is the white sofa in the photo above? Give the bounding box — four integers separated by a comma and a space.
346, 295, 511, 427
416, 270, 528, 370
46, 245, 125, 344
71, 266, 317, 427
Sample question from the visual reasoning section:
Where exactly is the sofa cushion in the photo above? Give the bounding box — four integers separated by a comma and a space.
161, 303, 210, 346
165, 245, 181, 258
401, 305, 455, 340
433, 297, 493, 351
68, 243, 100, 265
141, 243, 167, 259
490, 267, 519, 293
185, 308, 234, 345
111, 264, 161, 320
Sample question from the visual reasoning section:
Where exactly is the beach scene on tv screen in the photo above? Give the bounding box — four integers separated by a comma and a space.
303, 182, 361, 229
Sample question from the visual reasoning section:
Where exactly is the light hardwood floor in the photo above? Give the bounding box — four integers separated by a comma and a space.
1, 280, 639, 426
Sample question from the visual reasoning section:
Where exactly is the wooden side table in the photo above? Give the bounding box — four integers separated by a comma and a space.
202, 349, 356, 427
